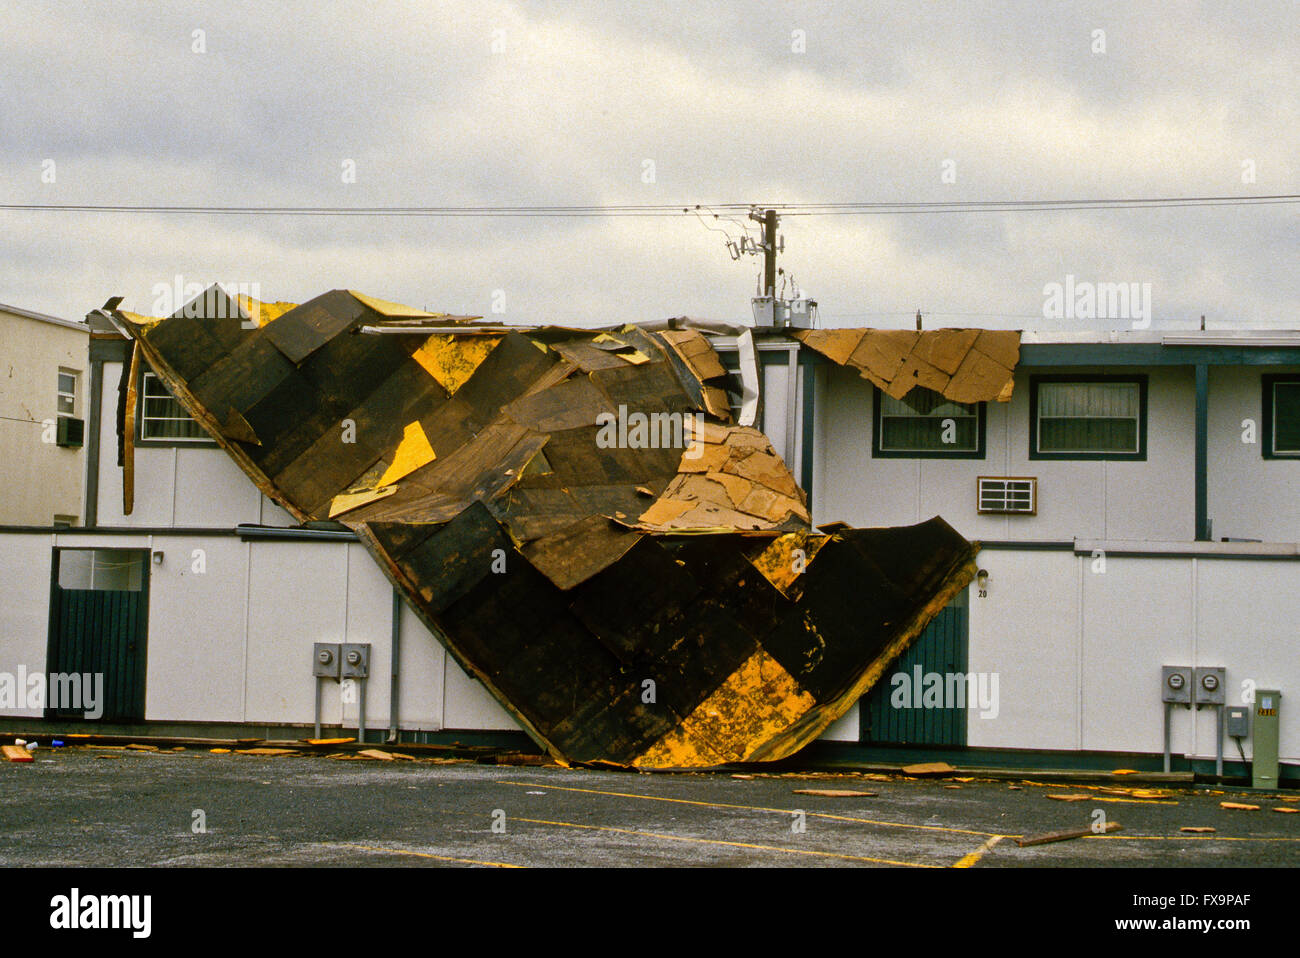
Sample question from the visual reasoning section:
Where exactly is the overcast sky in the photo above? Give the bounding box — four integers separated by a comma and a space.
1, 1, 1295, 330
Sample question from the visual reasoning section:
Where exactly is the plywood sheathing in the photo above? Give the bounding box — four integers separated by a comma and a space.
791, 327, 1021, 403
634, 424, 809, 532
112, 287, 979, 770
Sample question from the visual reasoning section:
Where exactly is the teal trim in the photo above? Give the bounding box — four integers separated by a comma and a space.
1021, 343, 1300, 367
1195, 364, 1209, 539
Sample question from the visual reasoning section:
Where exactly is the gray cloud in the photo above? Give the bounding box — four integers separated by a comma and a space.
0, 0, 1295, 328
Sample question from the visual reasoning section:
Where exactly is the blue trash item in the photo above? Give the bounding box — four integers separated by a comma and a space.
51, 740, 64, 747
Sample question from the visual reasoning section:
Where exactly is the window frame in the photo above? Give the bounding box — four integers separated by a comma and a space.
1029, 374, 1148, 461
872, 386, 987, 460
56, 368, 78, 419
135, 370, 215, 446
1261, 373, 1300, 460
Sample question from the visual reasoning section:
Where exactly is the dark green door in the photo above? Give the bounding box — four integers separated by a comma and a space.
859, 590, 969, 746
46, 549, 150, 722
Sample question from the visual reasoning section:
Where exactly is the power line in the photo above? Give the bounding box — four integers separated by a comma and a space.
0, 194, 1296, 217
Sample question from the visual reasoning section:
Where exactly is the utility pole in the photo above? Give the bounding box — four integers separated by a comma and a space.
749, 208, 779, 296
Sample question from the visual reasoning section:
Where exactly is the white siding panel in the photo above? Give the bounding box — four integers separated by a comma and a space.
144, 537, 247, 722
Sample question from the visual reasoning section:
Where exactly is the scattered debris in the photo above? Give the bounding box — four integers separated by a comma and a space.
902, 761, 957, 776
1007, 785, 1022, 790
1016, 822, 1121, 847
234, 747, 299, 757
2, 745, 33, 763
1220, 802, 1261, 811
1273, 806, 1298, 814
1112, 769, 1140, 776
731, 774, 754, 780
126, 744, 159, 751
791, 788, 879, 797
1180, 826, 1216, 833
306, 737, 356, 745
209, 748, 231, 754
1047, 793, 1091, 802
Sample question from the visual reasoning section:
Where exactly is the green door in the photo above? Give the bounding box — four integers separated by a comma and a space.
46, 549, 150, 722
859, 590, 969, 746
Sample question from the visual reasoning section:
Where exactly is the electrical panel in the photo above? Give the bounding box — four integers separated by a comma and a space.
1193, 667, 1225, 706
1161, 665, 1192, 705
312, 642, 341, 678
1225, 705, 1249, 738
1253, 689, 1281, 789
341, 643, 371, 679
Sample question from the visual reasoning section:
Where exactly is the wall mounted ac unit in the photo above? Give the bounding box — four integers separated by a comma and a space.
56, 417, 84, 448
977, 476, 1036, 515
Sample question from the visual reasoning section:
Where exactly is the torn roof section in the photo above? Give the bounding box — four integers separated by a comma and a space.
792, 327, 1021, 403
106, 286, 807, 581
100, 285, 981, 767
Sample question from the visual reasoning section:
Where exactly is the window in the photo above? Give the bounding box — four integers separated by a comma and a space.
1262, 374, 1300, 459
57, 368, 78, 418
139, 371, 209, 442
873, 387, 985, 458
1030, 375, 1147, 460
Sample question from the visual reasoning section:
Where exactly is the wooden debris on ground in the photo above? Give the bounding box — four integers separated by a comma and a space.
1016, 822, 1121, 847
1180, 826, 1216, 833
1220, 801, 1261, 811
1047, 793, 1091, 802
901, 761, 957, 776
791, 788, 879, 797
234, 747, 299, 757
2, 745, 33, 763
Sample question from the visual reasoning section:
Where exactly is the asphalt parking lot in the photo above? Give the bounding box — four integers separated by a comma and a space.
1, 748, 1296, 867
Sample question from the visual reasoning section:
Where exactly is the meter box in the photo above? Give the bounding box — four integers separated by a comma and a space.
341, 643, 371, 679
1225, 705, 1249, 738
1193, 667, 1225, 706
312, 642, 341, 678
1161, 666, 1192, 704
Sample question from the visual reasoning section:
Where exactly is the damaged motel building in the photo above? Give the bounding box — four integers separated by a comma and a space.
1, 286, 1298, 777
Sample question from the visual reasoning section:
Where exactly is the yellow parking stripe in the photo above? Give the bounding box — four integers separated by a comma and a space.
496, 779, 1003, 838
952, 834, 1007, 868
509, 816, 937, 867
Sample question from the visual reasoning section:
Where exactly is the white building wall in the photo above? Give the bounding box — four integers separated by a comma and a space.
815, 364, 1196, 542
1207, 365, 1300, 543
968, 547, 1300, 764
0, 534, 57, 717
0, 310, 87, 526
93, 360, 301, 530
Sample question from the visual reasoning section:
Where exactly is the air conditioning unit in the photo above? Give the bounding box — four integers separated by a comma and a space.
56, 417, 84, 448
977, 476, 1036, 515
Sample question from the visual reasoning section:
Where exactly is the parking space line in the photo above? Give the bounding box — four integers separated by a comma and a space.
1085, 834, 1300, 842
333, 843, 523, 867
496, 779, 1005, 838
952, 834, 1006, 868
509, 816, 939, 867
